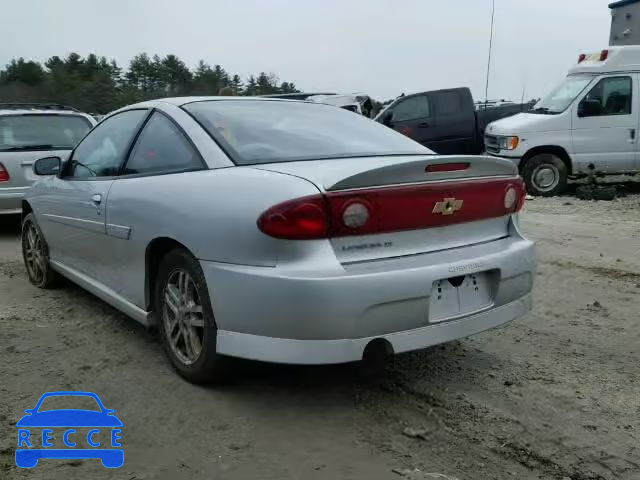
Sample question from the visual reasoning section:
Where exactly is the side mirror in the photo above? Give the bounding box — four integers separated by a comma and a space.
578, 99, 602, 118
34, 156, 62, 176
381, 111, 394, 126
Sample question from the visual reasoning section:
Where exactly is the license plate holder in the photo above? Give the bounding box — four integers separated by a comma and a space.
429, 272, 494, 323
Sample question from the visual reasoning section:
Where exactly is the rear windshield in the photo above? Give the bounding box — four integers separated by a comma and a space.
0, 114, 92, 151
183, 100, 429, 165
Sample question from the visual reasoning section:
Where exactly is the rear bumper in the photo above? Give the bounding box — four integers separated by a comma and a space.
217, 294, 531, 364
201, 234, 536, 365
0, 186, 27, 214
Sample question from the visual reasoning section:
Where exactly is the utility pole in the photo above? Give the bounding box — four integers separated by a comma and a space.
484, 0, 496, 105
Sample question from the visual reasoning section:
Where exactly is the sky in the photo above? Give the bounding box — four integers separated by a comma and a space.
1, 0, 612, 102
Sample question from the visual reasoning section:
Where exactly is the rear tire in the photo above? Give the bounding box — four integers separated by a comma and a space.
521, 153, 568, 197
154, 248, 228, 384
21, 213, 60, 289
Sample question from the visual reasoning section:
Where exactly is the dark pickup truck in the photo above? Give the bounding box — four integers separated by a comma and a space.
375, 87, 530, 155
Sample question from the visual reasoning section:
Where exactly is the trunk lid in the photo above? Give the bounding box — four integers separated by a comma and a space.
252, 155, 522, 263
252, 154, 517, 191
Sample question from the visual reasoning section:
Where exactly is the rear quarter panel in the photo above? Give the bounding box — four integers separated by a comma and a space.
104, 167, 320, 308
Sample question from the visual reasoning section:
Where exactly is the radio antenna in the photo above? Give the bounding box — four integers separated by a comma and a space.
484, 0, 496, 105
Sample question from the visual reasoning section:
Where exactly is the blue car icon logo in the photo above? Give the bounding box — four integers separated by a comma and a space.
15, 391, 123, 468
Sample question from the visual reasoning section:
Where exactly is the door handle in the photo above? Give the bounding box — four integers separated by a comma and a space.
91, 194, 102, 205
630, 129, 636, 143
418, 122, 431, 128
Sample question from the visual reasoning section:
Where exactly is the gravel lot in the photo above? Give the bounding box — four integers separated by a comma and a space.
0, 192, 639, 480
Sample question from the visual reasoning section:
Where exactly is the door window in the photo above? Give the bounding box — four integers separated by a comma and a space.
123, 112, 203, 175
392, 95, 431, 122
65, 110, 147, 178
433, 91, 463, 116
581, 76, 632, 116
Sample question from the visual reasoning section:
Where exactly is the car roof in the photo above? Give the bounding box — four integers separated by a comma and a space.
0, 109, 91, 116
105, 96, 315, 120
0, 102, 84, 114
126, 96, 306, 109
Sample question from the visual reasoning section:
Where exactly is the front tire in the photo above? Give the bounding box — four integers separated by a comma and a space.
21, 213, 60, 289
154, 248, 227, 384
521, 153, 568, 197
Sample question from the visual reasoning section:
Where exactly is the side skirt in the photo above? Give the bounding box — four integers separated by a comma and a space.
50, 260, 152, 327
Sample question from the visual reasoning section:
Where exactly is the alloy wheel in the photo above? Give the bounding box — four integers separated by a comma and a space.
162, 269, 206, 366
23, 222, 46, 285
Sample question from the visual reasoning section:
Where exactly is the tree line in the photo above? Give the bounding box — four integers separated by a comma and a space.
0, 53, 300, 114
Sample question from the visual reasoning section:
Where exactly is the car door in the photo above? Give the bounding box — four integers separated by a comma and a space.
37, 109, 149, 278
429, 89, 478, 155
101, 110, 206, 307
385, 94, 437, 149
571, 74, 638, 172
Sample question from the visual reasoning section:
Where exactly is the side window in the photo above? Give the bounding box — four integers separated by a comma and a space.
123, 112, 203, 175
66, 110, 147, 178
434, 92, 464, 116
581, 76, 632, 116
392, 96, 431, 122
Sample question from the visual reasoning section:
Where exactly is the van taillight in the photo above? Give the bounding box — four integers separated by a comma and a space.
0, 163, 9, 182
257, 178, 526, 240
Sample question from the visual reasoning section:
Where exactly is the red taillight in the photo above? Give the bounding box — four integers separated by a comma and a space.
425, 162, 470, 173
0, 163, 9, 182
258, 178, 526, 240
578, 53, 587, 63
257, 195, 329, 240
600, 49, 609, 61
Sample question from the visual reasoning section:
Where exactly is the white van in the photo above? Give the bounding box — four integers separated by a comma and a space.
485, 46, 640, 196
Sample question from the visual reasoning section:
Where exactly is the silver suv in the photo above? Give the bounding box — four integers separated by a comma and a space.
0, 103, 95, 215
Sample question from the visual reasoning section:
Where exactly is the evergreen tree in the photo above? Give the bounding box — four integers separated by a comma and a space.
230, 74, 244, 95
159, 54, 192, 95
192, 61, 219, 95
0, 52, 303, 113
244, 75, 258, 96
0, 58, 46, 86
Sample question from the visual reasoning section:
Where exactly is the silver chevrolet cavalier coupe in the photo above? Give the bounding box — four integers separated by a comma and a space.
21, 97, 535, 383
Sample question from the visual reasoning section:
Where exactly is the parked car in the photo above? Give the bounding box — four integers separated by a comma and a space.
22, 97, 535, 383
485, 46, 640, 196
0, 103, 95, 215
306, 93, 374, 115
263, 92, 374, 117
374, 88, 529, 155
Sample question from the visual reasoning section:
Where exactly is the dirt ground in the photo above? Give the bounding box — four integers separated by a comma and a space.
0, 192, 639, 480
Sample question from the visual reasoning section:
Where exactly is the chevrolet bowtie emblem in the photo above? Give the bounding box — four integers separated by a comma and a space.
432, 198, 464, 215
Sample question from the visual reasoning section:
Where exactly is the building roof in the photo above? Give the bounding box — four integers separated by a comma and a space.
609, 0, 640, 9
